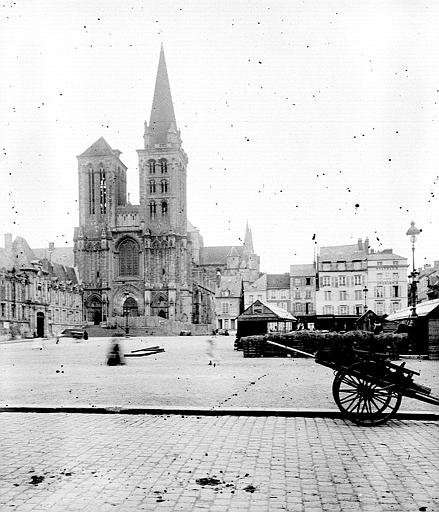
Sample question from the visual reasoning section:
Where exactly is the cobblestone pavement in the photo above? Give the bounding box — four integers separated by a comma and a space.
1, 337, 438, 411
0, 413, 438, 511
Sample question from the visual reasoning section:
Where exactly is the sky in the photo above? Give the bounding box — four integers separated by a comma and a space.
1, 0, 438, 274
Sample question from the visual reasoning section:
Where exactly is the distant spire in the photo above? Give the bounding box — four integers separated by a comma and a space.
149, 44, 177, 145
243, 221, 254, 254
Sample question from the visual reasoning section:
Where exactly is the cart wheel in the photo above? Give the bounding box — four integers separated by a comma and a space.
332, 361, 402, 426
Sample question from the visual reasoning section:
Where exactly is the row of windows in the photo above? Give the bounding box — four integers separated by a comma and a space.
321, 275, 365, 287
323, 286, 401, 301
292, 277, 313, 286
322, 302, 401, 315
149, 201, 168, 217
0, 303, 81, 322
149, 180, 168, 194
321, 261, 364, 271
269, 289, 289, 300
293, 302, 314, 314
147, 159, 168, 174
0, 283, 80, 305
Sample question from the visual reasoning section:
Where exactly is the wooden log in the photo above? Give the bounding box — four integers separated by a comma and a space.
131, 346, 161, 353
124, 348, 165, 357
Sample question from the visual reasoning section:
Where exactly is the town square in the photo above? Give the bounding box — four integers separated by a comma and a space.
1, 1, 439, 510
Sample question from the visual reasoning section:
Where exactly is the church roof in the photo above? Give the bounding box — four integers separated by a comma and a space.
199, 246, 244, 265
33, 247, 74, 267
149, 44, 177, 145
78, 136, 120, 158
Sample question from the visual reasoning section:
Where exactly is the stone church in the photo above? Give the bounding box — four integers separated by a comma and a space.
74, 45, 259, 331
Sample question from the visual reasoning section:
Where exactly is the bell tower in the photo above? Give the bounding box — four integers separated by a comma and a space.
137, 44, 188, 236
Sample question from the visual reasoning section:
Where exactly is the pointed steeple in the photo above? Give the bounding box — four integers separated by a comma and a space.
148, 44, 178, 145
243, 222, 254, 254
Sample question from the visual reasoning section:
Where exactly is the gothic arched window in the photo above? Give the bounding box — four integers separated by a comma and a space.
159, 158, 167, 173
99, 165, 106, 214
88, 165, 95, 214
161, 201, 168, 215
119, 239, 139, 276
149, 180, 156, 194
149, 201, 157, 218
160, 180, 168, 193
148, 159, 156, 174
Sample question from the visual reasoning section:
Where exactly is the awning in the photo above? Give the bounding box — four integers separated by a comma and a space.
385, 298, 439, 322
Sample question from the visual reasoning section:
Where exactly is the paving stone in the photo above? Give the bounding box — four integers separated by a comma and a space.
0, 413, 438, 511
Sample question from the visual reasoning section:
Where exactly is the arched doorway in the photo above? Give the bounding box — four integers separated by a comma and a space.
123, 297, 139, 317
86, 296, 102, 325
36, 312, 45, 337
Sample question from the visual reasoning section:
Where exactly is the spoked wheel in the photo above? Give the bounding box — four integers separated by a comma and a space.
332, 361, 402, 426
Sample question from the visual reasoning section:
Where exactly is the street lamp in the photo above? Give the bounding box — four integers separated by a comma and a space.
363, 286, 368, 313
406, 221, 421, 321
123, 291, 130, 335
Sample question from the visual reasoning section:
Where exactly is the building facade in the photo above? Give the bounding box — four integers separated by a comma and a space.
289, 264, 316, 320
316, 239, 369, 319
73, 46, 216, 330
417, 261, 439, 302
0, 234, 82, 339
367, 249, 408, 316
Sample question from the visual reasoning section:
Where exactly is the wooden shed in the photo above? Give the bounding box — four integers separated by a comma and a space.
385, 298, 439, 359
236, 300, 297, 339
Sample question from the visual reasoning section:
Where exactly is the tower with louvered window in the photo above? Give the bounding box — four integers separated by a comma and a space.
74, 45, 194, 326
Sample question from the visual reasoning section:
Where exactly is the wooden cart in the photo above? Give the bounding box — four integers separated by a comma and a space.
267, 340, 439, 426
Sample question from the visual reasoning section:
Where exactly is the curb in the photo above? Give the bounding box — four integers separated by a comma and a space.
0, 405, 437, 421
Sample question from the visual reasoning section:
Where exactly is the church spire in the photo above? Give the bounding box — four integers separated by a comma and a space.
147, 44, 178, 146
243, 221, 254, 254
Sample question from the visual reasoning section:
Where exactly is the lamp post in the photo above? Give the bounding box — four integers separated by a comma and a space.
406, 221, 421, 321
363, 286, 368, 313
123, 291, 130, 335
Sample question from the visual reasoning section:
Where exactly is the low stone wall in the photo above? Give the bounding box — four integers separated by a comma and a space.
110, 315, 213, 336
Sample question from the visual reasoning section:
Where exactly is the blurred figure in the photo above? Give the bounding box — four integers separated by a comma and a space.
206, 335, 219, 367
107, 337, 125, 366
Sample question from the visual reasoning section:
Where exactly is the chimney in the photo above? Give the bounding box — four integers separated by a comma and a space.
434, 261, 439, 270
357, 238, 363, 250
48, 242, 55, 252
364, 237, 370, 253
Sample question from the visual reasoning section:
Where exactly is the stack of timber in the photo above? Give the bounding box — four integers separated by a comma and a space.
241, 330, 407, 359
124, 345, 165, 358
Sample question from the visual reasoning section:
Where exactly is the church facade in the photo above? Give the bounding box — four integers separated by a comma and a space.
74, 46, 259, 331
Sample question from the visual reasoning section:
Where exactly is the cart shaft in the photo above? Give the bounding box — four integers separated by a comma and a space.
266, 340, 315, 358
